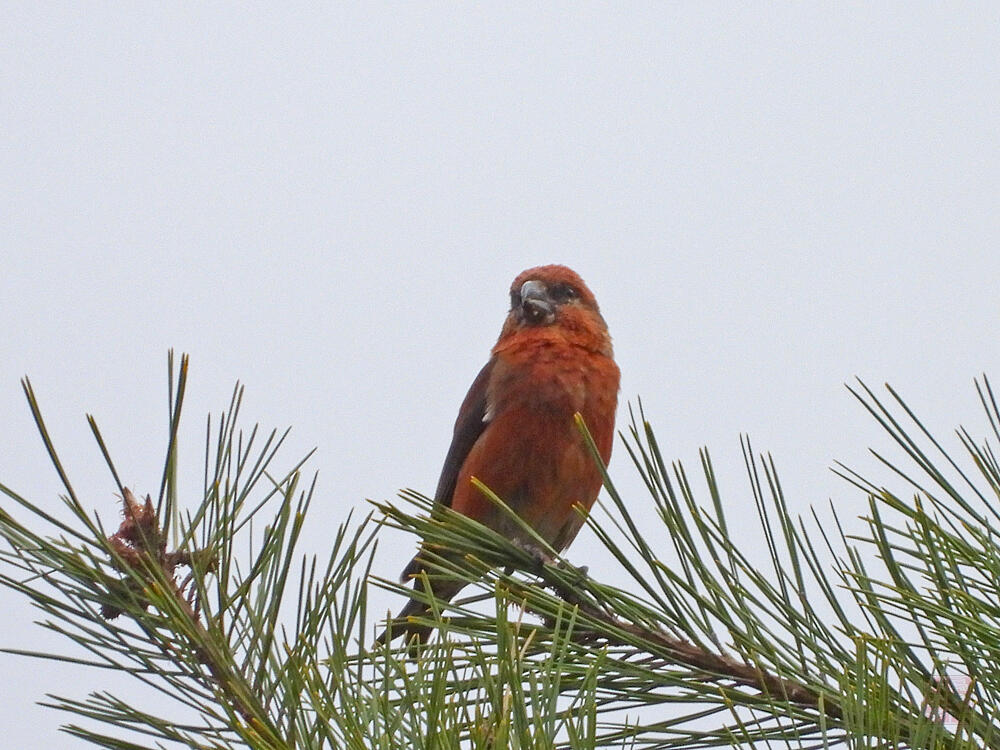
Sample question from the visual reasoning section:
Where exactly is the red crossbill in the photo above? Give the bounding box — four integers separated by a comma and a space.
380, 264, 619, 645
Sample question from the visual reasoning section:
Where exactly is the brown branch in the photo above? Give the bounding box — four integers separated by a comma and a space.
511, 561, 996, 749
521, 562, 843, 719
540, 566, 1000, 748
100, 488, 279, 742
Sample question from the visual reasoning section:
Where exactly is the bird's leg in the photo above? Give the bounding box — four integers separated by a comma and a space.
512, 539, 554, 572
510, 540, 590, 583
560, 560, 589, 578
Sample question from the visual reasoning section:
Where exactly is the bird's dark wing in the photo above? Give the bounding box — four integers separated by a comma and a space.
433, 358, 494, 507
398, 359, 493, 584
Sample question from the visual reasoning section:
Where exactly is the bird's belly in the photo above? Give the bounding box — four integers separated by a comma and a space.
452, 408, 602, 551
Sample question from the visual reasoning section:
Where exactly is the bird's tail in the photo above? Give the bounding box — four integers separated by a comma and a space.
375, 572, 467, 650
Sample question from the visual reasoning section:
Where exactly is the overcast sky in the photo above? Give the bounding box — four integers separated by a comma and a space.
3, 4, 1000, 746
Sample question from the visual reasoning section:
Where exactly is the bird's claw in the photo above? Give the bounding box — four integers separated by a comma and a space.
511, 543, 589, 583
554, 559, 590, 586
513, 539, 554, 571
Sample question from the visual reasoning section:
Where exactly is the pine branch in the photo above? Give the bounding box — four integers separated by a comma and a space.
378, 382, 1000, 748
99, 488, 276, 737
3, 354, 1000, 749
523, 560, 844, 722
0, 353, 380, 749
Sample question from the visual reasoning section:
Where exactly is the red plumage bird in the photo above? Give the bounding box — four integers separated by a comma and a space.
381, 264, 620, 645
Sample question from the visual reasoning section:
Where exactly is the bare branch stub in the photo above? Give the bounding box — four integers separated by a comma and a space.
101, 487, 215, 620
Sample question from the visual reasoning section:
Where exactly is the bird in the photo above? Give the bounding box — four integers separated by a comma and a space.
379, 264, 620, 647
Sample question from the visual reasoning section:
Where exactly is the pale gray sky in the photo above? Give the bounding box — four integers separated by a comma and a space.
2, 4, 999, 746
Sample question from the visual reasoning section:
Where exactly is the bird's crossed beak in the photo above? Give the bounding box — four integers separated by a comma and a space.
518, 279, 556, 325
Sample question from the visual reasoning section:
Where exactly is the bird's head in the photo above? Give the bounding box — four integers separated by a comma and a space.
500, 265, 610, 352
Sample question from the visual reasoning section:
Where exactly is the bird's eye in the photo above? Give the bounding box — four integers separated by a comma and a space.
510, 290, 519, 309
551, 283, 577, 302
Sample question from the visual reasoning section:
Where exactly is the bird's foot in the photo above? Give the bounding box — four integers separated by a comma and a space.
513, 539, 554, 571
554, 559, 590, 587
